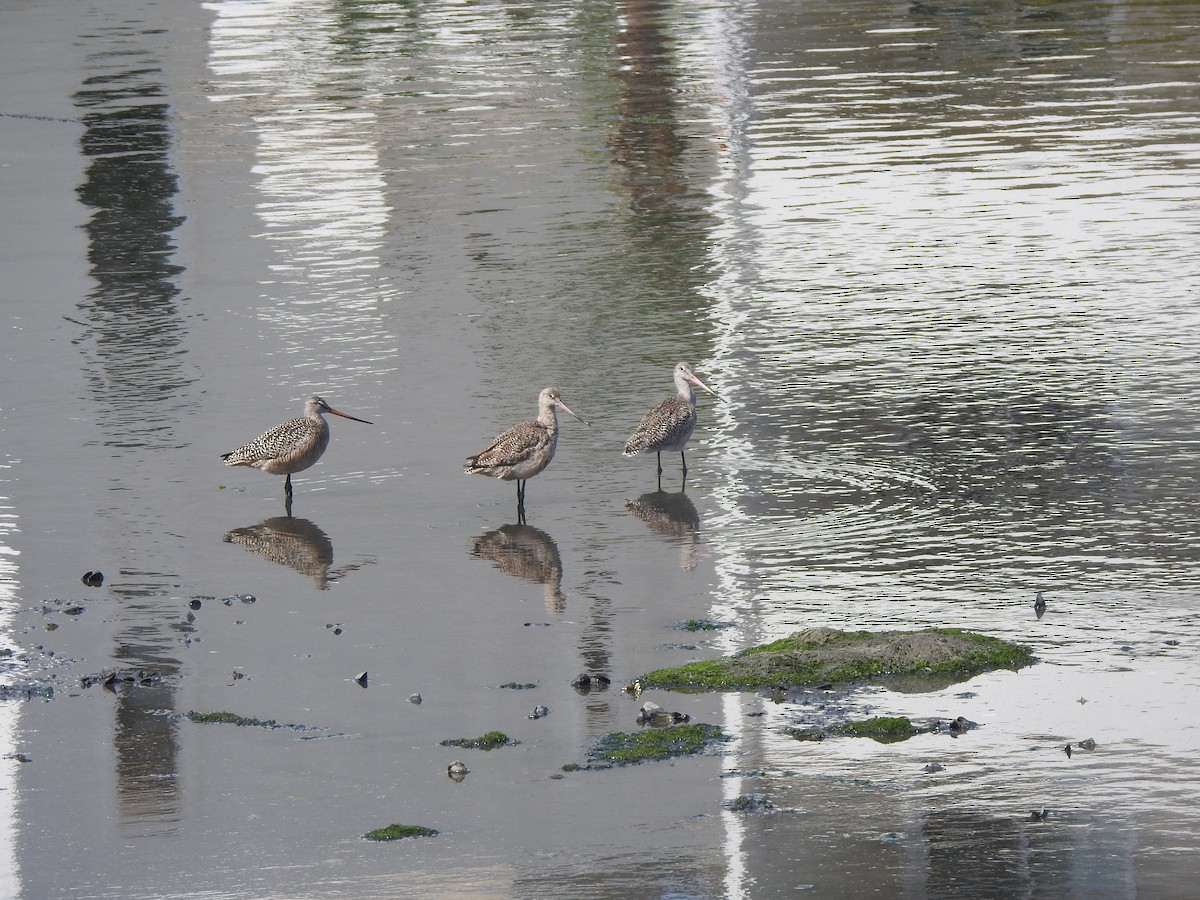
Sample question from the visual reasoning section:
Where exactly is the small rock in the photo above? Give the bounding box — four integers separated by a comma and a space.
447, 760, 469, 781
188, 599, 202, 611
1030, 806, 1048, 821
1034, 592, 1046, 618
528, 705, 550, 720
63, 606, 86, 616
1078, 737, 1096, 751
637, 701, 689, 726
948, 716, 976, 733
81, 571, 104, 587
408, 693, 423, 705
1064, 743, 1072, 758
923, 763, 944, 774
4, 753, 31, 764
354, 672, 368, 688
570, 673, 611, 693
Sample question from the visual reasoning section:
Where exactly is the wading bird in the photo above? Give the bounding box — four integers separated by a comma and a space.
623, 362, 719, 478
221, 395, 372, 499
466, 387, 589, 521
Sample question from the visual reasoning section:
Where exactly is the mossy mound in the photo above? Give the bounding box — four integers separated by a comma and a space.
572, 723, 726, 768
831, 716, 923, 742
439, 731, 515, 751
639, 627, 1034, 691
364, 823, 439, 842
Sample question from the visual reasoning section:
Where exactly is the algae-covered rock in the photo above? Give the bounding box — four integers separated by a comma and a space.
364, 823, 439, 842
639, 627, 1033, 691
831, 716, 923, 742
439, 731, 516, 751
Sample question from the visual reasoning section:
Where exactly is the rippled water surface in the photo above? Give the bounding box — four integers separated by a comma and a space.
2, 0, 1198, 897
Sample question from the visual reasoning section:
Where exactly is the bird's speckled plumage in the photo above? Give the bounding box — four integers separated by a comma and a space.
624, 363, 718, 475
466, 387, 589, 518
221, 395, 372, 496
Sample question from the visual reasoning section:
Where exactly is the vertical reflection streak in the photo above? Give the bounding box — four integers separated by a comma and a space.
0, 469, 21, 895
74, 25, 189, 832
683, 3, 759, 897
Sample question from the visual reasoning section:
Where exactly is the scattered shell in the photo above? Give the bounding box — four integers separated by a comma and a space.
447, 760, 469, 781
1064, 743, 1072, 758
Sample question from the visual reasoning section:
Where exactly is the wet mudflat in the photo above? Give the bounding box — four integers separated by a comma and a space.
2, 0, 1200, 897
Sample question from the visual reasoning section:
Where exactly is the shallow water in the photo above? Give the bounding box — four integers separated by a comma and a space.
2, 0, 1199, 897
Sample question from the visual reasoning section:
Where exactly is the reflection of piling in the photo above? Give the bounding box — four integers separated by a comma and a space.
224, 516, 334, 589
625, 491, 700, 570
471, 524, 566, 613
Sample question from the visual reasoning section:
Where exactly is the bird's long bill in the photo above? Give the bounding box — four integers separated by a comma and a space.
556, 399, 591, 426
689, 373, 721, 401
328, 407, 374, 425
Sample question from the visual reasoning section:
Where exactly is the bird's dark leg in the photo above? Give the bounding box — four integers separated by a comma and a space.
656, 452, 663, 477
516, 480, 527, 524
284, 493, 294, 518
285, 474, 294, 498
680, 451, 688, 476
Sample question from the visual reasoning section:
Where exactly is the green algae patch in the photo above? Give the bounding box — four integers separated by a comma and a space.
831, 716, 922, 743
363, 824, 439, 842
186, 710, 281, 729
439, 730, 516, 751
183, 710, 322, 733
786, 726, 825, 742
579, 723, 726, 768
678, 619, 731, 632
639, 627, 1034, 691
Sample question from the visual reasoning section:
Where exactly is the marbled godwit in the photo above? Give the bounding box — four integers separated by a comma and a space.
623, 362, 719, 477
220, 395, 372, 498
465, 387, 589, 519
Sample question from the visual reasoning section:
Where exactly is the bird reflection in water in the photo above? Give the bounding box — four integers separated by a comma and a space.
471, 524, 566, 613
223, 516, 371, 590
625, 490, 701, 571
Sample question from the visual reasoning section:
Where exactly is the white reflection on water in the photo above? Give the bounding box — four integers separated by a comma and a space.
204, 0, 399, 389
0, 471, 21, 897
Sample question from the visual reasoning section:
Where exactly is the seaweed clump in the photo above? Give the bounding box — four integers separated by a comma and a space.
572, 722, 726, 769
364, 824, 439, 842
439, 731, 515, 751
